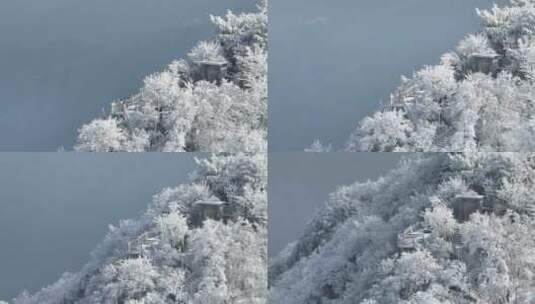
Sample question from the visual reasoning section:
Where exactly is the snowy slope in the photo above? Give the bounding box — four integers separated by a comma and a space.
270, 153, 535, 304
12, 154, 267, 304
346, 0, 535, 152
75, 1, 267, 153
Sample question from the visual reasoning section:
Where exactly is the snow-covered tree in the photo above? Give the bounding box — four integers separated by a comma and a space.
13, 153, 267, 304
75, 1, 267, 152
270, 153, 535, 304
348, 110, 414, 152
344, 0, 535, 152
75, 118, 127, 152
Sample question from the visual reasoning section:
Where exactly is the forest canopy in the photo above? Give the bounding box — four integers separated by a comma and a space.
11, 153, 267, 304
75, 1, 267, 153
345, 0, 535, 152
270, 153, 535, 304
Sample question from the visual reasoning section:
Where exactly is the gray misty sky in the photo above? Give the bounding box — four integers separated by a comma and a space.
0, 153, 204, 301
269, 0, 509, 151
268, 153, 402, 256
0, 0, 256, 151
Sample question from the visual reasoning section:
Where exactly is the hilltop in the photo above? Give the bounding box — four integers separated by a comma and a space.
270, 153, 535, 303
12, 154, 267, 304
345, 0, 535, 152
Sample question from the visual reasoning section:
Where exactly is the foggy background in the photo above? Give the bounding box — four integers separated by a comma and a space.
0, 0, 255, 151
268, 153, 402, 256
0, 153, 203, 300
269, 0, 509, 151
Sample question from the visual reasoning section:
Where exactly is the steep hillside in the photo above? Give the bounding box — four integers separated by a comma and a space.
270, 153, 535, 303
346, 0, 535, 152
75, 1, 267, 152
12, 154, 266, 304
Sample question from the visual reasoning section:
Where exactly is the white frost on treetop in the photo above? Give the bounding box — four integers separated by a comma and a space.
13, 154, 267, 304
270, 153, 535, 304
345, 0, 535, 152
75, 2, 267, 153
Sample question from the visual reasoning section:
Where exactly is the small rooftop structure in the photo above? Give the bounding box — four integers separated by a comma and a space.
126, 233, 159, 259
397, 225, 432, 251
193, 60, 228, 83
453, 192, 484, 222
109, 95, 159, 130
464, 53, 499, 75
386, 92, 410, 112
191, 196, 235, 226
110, 98, 142, 117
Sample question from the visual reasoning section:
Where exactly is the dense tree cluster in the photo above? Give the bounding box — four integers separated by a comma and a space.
346, 0, 535, 152
270, 153, 535, 303
75, 1, 267, 152
11, 153, 267, 304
